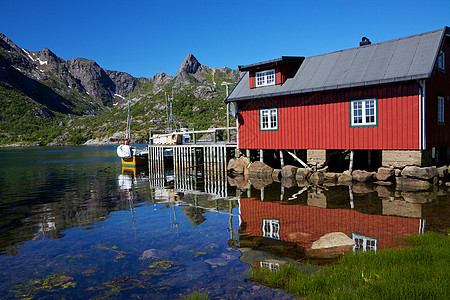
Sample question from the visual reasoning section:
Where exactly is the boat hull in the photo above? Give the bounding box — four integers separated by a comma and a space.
121, 155, 148, 167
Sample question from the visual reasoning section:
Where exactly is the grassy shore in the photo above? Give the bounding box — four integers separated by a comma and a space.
248, 232, 449, 299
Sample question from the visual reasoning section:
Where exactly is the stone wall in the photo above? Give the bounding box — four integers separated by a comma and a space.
307, 149, 326, 166
382, 150, 432, 167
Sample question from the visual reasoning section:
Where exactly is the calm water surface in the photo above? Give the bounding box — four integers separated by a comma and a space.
0, 146, 448, 299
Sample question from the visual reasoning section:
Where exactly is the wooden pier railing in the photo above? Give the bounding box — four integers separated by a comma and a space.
147, 127, 238, 199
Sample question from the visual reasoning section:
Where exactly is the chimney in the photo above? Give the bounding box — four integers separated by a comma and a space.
360, 37, 371, 46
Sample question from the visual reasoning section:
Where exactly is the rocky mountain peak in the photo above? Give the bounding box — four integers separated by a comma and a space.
177, 53, 203, 75
36, 48, 64, 65
174, 54, 207, 88
0, 33, 19, 52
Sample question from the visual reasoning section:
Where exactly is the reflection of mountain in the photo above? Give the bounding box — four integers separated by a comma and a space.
0, 148, 154, 256
181, 206, 207, 226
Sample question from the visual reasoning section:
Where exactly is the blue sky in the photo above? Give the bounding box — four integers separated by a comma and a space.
1, 0, 449, 78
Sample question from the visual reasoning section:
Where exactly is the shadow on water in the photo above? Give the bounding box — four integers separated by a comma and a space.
0, 146, 448, 299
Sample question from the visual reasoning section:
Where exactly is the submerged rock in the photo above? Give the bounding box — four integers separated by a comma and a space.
139, 249, 169, 260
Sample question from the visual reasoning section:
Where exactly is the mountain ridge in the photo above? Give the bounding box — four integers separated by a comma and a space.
0, 33, 241, 146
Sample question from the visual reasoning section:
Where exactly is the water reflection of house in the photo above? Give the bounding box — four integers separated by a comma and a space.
239, 197, 422, 251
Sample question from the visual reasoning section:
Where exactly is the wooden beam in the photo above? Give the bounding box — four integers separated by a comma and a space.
285, 150, 310, 169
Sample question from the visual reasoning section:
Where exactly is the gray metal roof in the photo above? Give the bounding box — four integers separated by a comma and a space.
226, 27, 449, 102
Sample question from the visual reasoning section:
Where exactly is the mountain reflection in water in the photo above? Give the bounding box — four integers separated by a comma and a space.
0, 146, 448, 299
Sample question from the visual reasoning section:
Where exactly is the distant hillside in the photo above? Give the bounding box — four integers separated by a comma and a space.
0, 33, 241, 146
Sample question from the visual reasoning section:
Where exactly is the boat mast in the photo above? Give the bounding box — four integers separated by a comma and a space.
165, 92, 169, 133
126, 96, 131, 142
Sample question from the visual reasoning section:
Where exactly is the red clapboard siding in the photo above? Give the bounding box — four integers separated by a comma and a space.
424, 38, 450, 148
238, 81, 421, 150
239, 198, 420, 250
276, 66, 281, 85
249, 71, 255, 89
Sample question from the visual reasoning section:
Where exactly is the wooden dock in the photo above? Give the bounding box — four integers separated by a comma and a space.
147, 127, 238, 198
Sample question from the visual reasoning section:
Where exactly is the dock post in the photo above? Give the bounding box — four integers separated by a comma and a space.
203, 146, 207, 177
174, 146, 178, 176
193, 146, 197, 174
246, 149, 251, 165
259, 149, 264, 163
160, 147, 164, 176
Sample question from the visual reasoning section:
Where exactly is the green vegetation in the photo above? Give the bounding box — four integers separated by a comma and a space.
0, 85, 64, 145
11, 273, 76, 299
248, 232, 449, 299
182, 292, 210, 300
0, 64, 236, 146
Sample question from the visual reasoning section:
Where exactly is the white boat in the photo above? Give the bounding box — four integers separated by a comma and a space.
111, 98, 148, 167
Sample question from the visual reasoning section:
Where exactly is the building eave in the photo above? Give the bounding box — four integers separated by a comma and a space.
225, 73, 431, 103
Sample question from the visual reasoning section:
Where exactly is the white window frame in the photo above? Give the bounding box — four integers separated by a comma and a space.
351, 232, 378, 252
255, 69, 276, 87
437, 51, 445, 72
437, 96, 445, 124
350, 98, 377, 127
260, 108, 278, 131
262, 219, 280, 240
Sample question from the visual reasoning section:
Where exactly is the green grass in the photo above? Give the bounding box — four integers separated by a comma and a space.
248, 232, 449, 299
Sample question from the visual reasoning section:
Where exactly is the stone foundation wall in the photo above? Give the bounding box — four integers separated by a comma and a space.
307, 149, 326, 166
382, 150, 433, 167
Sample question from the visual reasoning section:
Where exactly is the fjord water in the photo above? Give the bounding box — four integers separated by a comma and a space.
0, 146, 448, 299
0, 146, 290, 299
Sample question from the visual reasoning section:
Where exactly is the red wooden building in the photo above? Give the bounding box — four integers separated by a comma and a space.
226, 28, 450, 168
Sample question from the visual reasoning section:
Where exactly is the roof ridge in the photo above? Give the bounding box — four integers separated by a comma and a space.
305, 27, 447, 60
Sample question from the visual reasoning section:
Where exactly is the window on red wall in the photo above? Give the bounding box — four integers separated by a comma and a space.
437, 51, 445, 72
260, 108, 278, 131
350, 98, 378, 127
255, 69, 276, 87
437, 96, 445, 125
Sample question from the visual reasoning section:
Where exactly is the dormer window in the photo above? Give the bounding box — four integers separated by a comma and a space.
437, 51, 445, 72
255, 69, 276, 87
239, 56, 304, 89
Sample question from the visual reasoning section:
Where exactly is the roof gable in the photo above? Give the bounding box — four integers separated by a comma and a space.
227, 27, 449, 102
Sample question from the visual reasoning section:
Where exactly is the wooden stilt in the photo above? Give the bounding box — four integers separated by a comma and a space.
349, 150, 354, 173
279, 149, 285, 168
285, 150, 309, 169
